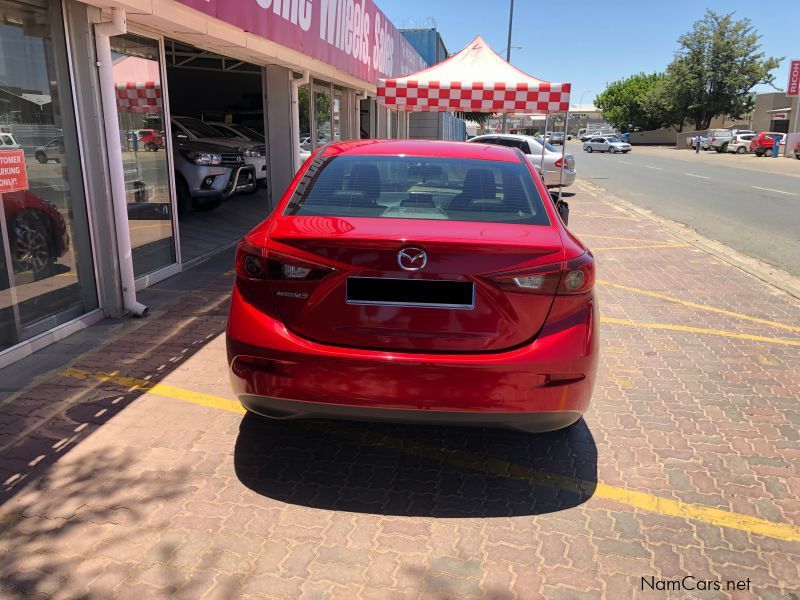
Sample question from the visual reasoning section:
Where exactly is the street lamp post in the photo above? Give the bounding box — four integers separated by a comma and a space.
501, 0, 515, 134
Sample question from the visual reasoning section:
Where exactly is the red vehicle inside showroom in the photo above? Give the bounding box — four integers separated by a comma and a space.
226, 140, 598, 432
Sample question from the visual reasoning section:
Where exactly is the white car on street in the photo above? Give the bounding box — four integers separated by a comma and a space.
467, 133, 576, 187
583, 135, 631, 154
726, 133, 755, 154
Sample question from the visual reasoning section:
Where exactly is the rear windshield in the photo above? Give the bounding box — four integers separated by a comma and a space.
285, 155, 550, 225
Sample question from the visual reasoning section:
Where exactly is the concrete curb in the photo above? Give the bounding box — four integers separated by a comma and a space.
576, 178, 800, 301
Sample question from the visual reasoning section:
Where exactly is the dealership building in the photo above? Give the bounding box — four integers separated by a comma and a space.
0, 0, 433, 367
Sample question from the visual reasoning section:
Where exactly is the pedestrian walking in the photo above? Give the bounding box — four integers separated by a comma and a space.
695, 135, 701, 154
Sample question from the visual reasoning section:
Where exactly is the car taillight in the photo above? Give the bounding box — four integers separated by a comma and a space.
235, 240, 267, 280
267, 253, 333, 281
558, 252, 595, 295
554, 157, 565, 168
488, 252, 595, 295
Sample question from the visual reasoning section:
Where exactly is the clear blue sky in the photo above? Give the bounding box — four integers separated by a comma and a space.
379, 0, 797, 104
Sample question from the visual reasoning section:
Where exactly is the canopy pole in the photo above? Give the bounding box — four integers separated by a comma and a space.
557, 110, 568, 203
540, 113, 548, 179
500, 0, 515, 134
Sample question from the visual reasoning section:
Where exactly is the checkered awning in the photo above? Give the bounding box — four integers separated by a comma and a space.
115, 82, 162, 113
377, 36, 571, 113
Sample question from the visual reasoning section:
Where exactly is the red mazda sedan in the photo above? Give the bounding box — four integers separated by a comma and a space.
226, 140, 598, 432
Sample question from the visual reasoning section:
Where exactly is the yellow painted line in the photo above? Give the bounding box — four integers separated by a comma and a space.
601, 317, 800, 347
580, 213, 640, 221
60, 368, 245, 415
575, 233, 678, 243
592, 243, 691, 251
58, 368, 800, 542
598, 279, 800, 334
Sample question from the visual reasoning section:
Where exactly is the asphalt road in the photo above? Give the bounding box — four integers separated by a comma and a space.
570, 141, 800, 277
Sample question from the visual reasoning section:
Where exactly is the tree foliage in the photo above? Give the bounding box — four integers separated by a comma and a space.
664, 11, 781, 130
594, 11, 782, 132
594, 73, 669, 132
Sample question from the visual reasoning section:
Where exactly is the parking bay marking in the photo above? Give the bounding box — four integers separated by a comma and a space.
592, 243, 691, 251
601, 317, 800, 347
752, 186, 798, 197
685, 173, 709, 180
644, 165, 663, 170
58, 367, 800, 543
598, 279, 800, 334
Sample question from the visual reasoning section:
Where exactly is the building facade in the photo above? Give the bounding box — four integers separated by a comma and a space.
0, 0, 426, 367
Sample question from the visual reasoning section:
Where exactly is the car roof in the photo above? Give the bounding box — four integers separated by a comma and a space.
321, 139, 524, 163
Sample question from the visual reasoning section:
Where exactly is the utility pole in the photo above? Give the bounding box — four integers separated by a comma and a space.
501, 0, 515, 134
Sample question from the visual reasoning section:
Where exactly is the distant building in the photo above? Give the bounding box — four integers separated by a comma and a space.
751, 92, 798, 134
400, 28, 467, 141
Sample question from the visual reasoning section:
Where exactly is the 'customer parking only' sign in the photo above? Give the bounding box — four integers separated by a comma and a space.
0, 150, 28, 193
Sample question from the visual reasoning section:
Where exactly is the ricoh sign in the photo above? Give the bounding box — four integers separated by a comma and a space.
788, 59, 800, 96
175, 0, 426, 82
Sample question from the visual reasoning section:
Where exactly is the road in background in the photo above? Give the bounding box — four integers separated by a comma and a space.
570, 141, 800, 276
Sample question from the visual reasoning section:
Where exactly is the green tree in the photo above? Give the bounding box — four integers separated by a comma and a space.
664, 10, 782, 130
594, 73, 668, 131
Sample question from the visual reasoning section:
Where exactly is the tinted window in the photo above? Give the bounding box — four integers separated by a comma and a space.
208, 124, 240, 138
495, 138, 526, 151
285, 155, 549, 225
533, 137, 557, 152
173, 117, 221, 138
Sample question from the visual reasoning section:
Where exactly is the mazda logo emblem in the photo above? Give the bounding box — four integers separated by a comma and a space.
397, 247, 427, 271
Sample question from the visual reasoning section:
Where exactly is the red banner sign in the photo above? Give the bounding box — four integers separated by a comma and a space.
0, 150, 28, 194
788, 60, 800, 96
174, 0, 426, 83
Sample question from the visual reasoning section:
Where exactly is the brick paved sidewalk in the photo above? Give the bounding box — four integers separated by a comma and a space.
0, 181, 798, 599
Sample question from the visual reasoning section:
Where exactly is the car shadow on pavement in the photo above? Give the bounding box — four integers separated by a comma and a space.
234, 414, 597, 517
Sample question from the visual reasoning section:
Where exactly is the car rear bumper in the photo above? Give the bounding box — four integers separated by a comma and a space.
543, 169, 576, 187
226, 285, 599, 430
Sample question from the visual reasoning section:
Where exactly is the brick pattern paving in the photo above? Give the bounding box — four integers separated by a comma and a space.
0, 181, 798, 599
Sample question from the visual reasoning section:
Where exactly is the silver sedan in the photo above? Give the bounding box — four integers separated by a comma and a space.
583, 136, 631, 154
468, 134, 576, 187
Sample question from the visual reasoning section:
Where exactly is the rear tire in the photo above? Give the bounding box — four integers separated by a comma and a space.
736, 146, 745, 154
764, 148, 773, 157
609, 147, 616, 154
35, 151, 48, 164
585, 146, 593, 153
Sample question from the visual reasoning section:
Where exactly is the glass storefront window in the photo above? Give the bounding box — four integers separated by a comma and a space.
313, 80, 331, 149
0, 0, 97, 353
110, 33, 176, 278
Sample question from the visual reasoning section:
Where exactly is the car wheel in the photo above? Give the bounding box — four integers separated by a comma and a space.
608, 147, 616, 154
35, 151, 48, 164
585, 146, 593, 153
736, 146, 746, 154
10, 210, 55, 279
192, 195, 222, 211
754, 151, 763, 157
764, 148, 773, 157
175, 176, 191, 218
714, 147, 722, 153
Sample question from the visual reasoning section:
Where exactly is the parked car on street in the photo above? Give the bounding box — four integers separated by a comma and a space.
750, 132, 786, 157
709, 128, 754, 153
227, 139, 598, 432
794, 140, 800, 160
545, 131, 565, 145
34, 137, 65, 164
685, 134, 709, 149
583, 135, 631, 154
468, 133, 576, 187
0, 132, 21, 151
726, 133, 755, 154
4, 190, 69, 279
172, 138, 256, 217
172, 116, 265, 189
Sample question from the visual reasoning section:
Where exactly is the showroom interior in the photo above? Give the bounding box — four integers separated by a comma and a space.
0, 0, 424, 368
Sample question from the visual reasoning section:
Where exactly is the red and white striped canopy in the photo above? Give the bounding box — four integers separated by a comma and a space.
115, 82, 162, 113
377, 36, 570, 113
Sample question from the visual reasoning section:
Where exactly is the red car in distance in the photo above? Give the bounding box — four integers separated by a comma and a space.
226, 140, 598, 432
750, 132, 786, 157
